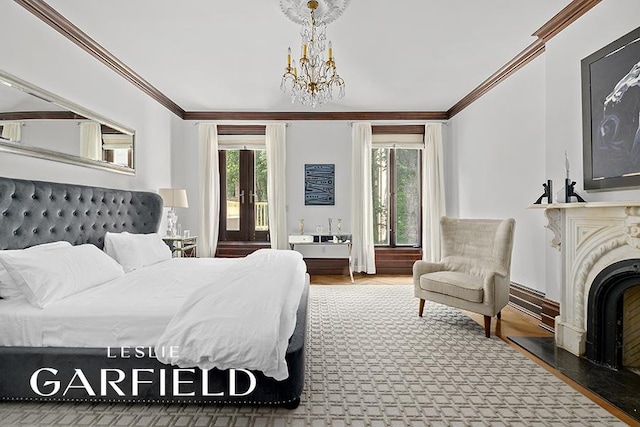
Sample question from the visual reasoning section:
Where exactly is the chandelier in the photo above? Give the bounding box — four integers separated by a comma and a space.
280, 0, 346, 107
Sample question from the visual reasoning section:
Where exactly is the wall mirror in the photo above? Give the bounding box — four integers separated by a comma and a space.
0, 70, 135, 175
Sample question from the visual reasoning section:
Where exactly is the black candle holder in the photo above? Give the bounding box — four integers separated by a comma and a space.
534, 180, 553, 204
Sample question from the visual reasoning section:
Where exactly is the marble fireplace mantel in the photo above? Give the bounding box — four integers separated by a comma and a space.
530, 201, 640, 356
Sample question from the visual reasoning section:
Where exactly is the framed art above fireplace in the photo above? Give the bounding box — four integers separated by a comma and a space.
582, 26, 640, 191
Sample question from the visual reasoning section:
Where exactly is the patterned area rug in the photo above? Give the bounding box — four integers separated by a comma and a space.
0, 285, 626, 426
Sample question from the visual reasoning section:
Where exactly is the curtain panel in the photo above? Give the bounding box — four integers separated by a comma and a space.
351, 123, 376, 274
265, 123, 288, 250
198, 124, 220, 257
79, 122, 102, 160
422, 123, 446, 262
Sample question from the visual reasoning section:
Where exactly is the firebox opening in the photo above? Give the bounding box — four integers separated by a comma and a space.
585, 259, 640, 371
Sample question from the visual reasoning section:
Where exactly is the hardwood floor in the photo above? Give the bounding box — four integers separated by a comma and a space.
311, 274, 636, 425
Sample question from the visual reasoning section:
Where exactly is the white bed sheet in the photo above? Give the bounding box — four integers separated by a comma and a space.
0, 257, 239, 347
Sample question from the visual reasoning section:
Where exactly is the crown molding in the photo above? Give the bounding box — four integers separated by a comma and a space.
14, 0, 186, 119
0, 111, 87, 120
533, 0, 602, 43
448, 39, 545, 118
184, 111, 449, 121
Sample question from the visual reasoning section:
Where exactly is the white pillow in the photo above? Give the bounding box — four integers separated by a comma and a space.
0, 241, 72, 300
0, 244, 124, 308
104, 232, 172, 273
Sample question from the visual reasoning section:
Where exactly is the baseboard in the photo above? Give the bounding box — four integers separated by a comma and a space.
509, 282, 559, 332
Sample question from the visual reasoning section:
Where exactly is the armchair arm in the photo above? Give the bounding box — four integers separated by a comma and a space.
483, 270, 510, 311
412, 261, 445, 287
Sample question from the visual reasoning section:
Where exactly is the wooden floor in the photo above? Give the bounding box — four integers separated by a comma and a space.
311, 274, 635, 425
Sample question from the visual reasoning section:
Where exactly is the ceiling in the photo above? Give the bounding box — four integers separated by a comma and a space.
42, 0, 572, 113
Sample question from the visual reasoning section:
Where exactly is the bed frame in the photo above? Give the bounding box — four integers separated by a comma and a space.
0, 176, 307, 407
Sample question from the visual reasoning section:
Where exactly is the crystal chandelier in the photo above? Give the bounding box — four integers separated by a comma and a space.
280, 0, 345, 107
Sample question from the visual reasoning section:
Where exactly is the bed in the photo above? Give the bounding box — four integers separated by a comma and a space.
0, 176, 308, 408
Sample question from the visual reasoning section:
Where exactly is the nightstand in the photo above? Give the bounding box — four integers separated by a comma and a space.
162, 236, 197, 257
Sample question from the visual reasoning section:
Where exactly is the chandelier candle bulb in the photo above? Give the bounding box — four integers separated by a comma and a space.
328, 41, 333, 59
287, 47, 291, 66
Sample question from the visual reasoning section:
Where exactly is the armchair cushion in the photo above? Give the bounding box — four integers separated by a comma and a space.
419, 271, 484, 303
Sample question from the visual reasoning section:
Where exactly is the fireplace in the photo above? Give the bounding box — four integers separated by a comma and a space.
585, 259, 640, 369
533, 202, 640, 366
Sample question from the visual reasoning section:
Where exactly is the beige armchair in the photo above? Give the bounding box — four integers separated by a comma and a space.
413, 217, 516, 337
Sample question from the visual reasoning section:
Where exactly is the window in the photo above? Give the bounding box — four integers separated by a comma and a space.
371, 147, 421, 247
219, 149, 269, 242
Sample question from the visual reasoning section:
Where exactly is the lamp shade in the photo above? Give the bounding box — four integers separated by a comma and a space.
159, 188, 188, 208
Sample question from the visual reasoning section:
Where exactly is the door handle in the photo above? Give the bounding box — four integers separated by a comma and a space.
240, 190, 245, 204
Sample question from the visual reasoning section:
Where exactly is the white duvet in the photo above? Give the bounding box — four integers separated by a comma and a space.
155, 249, 307, 381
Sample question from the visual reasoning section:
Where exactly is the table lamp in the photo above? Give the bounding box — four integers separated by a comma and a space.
159, 188, 188, 236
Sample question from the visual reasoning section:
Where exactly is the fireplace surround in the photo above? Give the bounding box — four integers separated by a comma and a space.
533, 202, 640, 367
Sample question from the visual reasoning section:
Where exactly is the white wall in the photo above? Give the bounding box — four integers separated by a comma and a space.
286, 121, 352, 236
447, 0, 640, 300
18, 121, 80, 157
447, 55, 548, 293
0, 2, 174, 194
542, 0, 640, 300
173, 121, 353, 241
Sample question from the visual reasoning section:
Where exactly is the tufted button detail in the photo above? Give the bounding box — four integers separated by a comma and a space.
32, 229, 38, 234
57, 211, 63, 217
92, 225, 96, 230
50, 195, 55, 201
23, 211, 29, 217
65, 227, 70, 232
50, 228, 55, 233
32, 194, 37, 200
11, 193, 16, 199
42, 211, 48, 217
73, 210, 78, 216
79, 197, 84, 202
64, 195, 69, 201
2, 211, 6, 216
80, 225, 84, 231
102, 224, 107, 229
13, 230, 18, 235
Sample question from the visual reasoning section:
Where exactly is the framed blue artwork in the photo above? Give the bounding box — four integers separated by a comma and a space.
305, 164, 335, 205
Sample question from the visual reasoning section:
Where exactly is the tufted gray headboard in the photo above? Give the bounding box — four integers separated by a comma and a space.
0, 176, 162, 250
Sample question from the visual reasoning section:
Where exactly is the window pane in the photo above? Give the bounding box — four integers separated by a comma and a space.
226, 150, 240, 231
112, 148, 130, 166
395, 149, 421, 246
254, 149, 269, 231
371, 148, 390, 245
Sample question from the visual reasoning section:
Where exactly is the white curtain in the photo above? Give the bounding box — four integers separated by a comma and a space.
351, 123, 376, 274
198, 124, 220, 257
79, 122, 102, 160
1, 121, 21, 141
266, 123, 288, 250
422, 123, 446, 262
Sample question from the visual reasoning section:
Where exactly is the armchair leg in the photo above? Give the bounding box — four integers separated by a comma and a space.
418, 299, 425, 317
483, 315, 491, 338
496, 311, 501, 320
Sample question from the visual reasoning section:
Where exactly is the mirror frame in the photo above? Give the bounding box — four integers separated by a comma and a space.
0, 70, 136, 175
